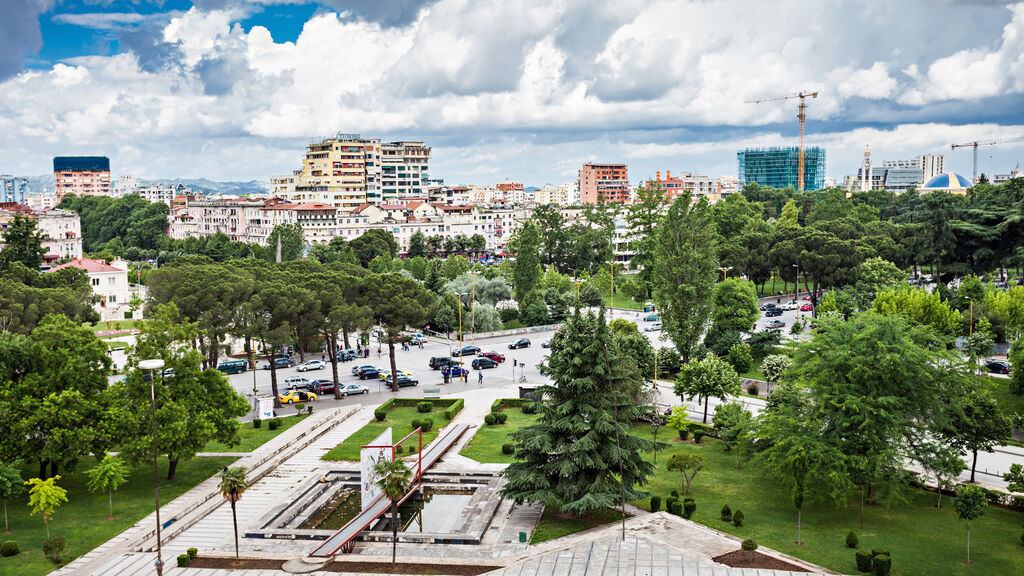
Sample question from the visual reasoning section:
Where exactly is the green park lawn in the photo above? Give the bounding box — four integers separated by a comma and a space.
530, 507, 626, 544
0, 456, 235, 576
602, 294, 645, 310
459, 407, 539, 464
203, 413, 310, 453
87, 320, 140, 332
322, 405, 452, 461
981, 374, 1024, 417
629, 425, 1024, 576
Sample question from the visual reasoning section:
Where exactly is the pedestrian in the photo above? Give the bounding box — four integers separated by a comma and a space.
320, 353, 325, 362
478, 371, 483, 385
462, 369, 468, 383
418, 341, 423, 350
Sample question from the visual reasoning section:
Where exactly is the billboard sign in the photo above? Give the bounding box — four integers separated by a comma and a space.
360, 428, 393, 510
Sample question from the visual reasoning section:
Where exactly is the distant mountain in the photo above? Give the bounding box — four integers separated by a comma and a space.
525, 186, 540, 192
21, 174, 268, 196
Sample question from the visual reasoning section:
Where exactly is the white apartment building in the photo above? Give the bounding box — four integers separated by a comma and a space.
136, 184, 190, 207
535, 183, 573, 205
48, 257, 136, 321
381, 141, 431, 203
36, 209, 82, 262
112, 175, 139, 198
26, 194, 59, 211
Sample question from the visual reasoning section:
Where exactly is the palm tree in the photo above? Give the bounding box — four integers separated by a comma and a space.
373, 458, 413, 564
218, 466, 248, 562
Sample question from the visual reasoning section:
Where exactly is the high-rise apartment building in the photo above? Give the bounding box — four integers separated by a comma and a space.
917, 154, 945, 182
0, 176, 29, 204
578, 163, 630, 204
273, 134, 431, 212
648, 171, 716, 200
53, 156, 111, 198
112, 175, 138, 198
737, 147, 826, 191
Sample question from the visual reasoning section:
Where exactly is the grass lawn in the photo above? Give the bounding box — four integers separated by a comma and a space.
602, 294, 646, 310
0, 456, 235, 576
502, 320, 525, 330
322, 405, 452, 461
980, 375, 1024, 417
530, 507, 626, 544
87, 320, 140, 332
628, 425, 1024, 576
204, 413, 310, 453
459, 407, 539, 464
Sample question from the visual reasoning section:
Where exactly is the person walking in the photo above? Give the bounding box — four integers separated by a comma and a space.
477, 371, 483, 385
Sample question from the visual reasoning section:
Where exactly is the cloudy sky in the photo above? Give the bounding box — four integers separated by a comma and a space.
2, 0, 1024, 187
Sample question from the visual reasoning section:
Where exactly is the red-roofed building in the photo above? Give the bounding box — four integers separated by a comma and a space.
49, 257, 136, 320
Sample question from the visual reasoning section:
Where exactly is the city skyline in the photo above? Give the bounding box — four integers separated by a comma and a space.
3, 0, 1024, 185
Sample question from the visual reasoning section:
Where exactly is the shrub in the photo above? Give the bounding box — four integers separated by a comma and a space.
871, 554, 891, 576
790, 320, 804, 334
502, 443, 514, 455
187, 548, 197, 560
870, 548, 889, 559
253, 418, 262, 429
740, 539, 757, 551
268, 419, 280, 431
669, 501, 682, 516
727, 343, 754, 373
846, 530, 859, 548
495, 412, 508, 424
374, 408, 387, 421
294, 402, 305, 414
746, 384, 759, 396
306, 405, 313, 414
43, 537, 65, 563
417, 401, 433, 413
671, 490, 680, 499
420, 418, 433, 432
678, 428, 689, 440
855, 551, 873, 572
177, 554, 190, 568
411, 419, 420, 430
683, 499, 697, 519
650, 496, 661, 512
499, 307, 519, 323
396, 445, 404, 454
720, 504, 732, 522
444, 398, 465, 420
732, 510, 744, 527
522, 402, 538, 414
484, 413, 497, 425
665, 497, 678, 511
0, 541, 19, 557
693, 431, 705, 444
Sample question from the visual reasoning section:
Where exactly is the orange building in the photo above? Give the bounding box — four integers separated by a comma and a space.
578, 163, 630, 204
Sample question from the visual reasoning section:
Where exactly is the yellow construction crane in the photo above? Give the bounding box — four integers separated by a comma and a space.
746, 91, 819, 191
951, 136, 1024, 182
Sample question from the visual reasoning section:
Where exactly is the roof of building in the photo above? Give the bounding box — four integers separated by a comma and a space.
289, 202, 336, 211
921, 172, 973, 190
49, 257, 122, 274
379, 204, 408, 211
406, 201, 425, 210
351, 204, 375, 214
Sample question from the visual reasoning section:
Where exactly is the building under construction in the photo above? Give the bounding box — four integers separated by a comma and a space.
737, 146, 826, 191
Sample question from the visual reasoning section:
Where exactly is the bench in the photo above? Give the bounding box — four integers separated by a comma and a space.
423, 388, 441, 399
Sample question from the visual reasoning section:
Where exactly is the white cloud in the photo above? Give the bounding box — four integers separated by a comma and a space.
52, 12, 146, 29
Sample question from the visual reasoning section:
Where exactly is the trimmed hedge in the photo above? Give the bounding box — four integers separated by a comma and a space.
495, 412, 508, 424
650, 496, 661, 512
187, 547, 198, 559
491, 398, 531, 412
741, 539, 757, 551
846, 530, 858, 548
268, 419, 280, 431
417, 401, 433, 413
683, 499, 696, 519
43, 537, 64, 563
444, 398, 465, 420
252, 418, 262, 429
872, 554, 891, 576
732, 510, 744, 527
720, 504, 732, 522
502, 443, 514, 455
0, 541, 18, 557
484, 413, 497, 425
177, 554, 190, 568
855, 550, 873, 572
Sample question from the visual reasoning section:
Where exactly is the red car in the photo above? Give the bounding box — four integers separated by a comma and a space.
800, 303, 813, 311
480, 350, 506, 363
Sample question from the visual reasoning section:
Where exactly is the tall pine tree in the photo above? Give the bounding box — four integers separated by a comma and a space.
501, 307, 663, 515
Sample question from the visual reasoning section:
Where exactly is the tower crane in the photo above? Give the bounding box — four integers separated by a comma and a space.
951, 136, 1024, 182
745, 91, 819, 191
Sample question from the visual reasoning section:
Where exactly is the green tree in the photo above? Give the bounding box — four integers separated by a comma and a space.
530, 204, 570, 269
350, 229, 398, 267
954, 484, 987, 564
502, 309, 663, 515
407, 231, 428, 258
777, 199, 801, 228
373, 457, 413, 564
59, 194, 168, 252
1009, 340, 1024, 396
1004, 463, 1024, 493
362, 274, 434, 391
25, 476, 67, 539
218, 466, 248, 562
945, 393, 1010, 483
510, 222, 542, 306
653, 195, 718, 361
266, 223, 304, 262
118, 304, 249, 479
963, 331, 995, 374
0, 214, 46, 271
707, 279, 759, 349
873, 286, 964, 335
726, 343, 754, 374
711, 402, 752, 454
0, 263, 99, 332
666, 452, 706, 494
0, 462, 23, 532
852, 257, 906, 308
760, 354, 792, 394
674, 354, 741, 423
85, 455, 130, 519
626, 183, 669, 296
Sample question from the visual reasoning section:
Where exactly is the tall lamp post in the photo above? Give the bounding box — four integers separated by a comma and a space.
718, 266, 733, 281
454, 291, 468, 369
792, 264, 800, 322
139, 358, 166, 576
469, 271, 479, 344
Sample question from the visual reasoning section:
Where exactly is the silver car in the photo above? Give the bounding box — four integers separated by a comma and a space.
339, 383, 370, 397
284, 376, 311, 390
297, 360, 326, 372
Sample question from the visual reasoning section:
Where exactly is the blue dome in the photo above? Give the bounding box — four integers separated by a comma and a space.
922, 172, 972, 190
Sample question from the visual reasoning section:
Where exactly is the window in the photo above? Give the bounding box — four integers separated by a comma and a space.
109, 295, 117, 304
108, 277, 116, 285
91, 278, 99, 286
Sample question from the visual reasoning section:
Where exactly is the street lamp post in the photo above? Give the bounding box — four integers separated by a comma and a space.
719, 266, 733, 280
454, 291, 468, 369
139, 358, 165, 576
792, 264, 800, 322
469, 271, 479, 344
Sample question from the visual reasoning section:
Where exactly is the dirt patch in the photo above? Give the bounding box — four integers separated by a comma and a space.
188, 556, 501, 575
712, 550, 810, 572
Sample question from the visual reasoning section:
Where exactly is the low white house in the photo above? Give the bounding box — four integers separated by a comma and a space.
48, 257, 138, 321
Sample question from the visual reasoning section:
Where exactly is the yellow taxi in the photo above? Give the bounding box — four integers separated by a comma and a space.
379, 369, 413, 381
278, 390, 317, 404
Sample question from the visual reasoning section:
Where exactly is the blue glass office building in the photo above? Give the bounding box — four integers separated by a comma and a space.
737, 147, 826, 191
0, 176, 29, 204
53, 156, 110, 172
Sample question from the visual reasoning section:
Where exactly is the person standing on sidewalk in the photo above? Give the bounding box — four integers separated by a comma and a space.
478, 371, 484, 385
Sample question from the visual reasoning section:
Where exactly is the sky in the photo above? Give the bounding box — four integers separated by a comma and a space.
2, 0, 1024, 187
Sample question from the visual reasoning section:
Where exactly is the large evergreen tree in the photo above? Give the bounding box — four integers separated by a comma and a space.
501, 308, 663, 515
0, 214, 46, 271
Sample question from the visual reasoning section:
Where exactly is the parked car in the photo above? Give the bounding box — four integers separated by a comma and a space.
279, 390, 317, 404
643, 313, 660, 322
472, 357, 499, 370
442, 365, 469, 378
480, 350, 506, 363
541, 339, 551, 348
284, 376, 311, 391
216, 359, 248, 374
643, 322, 662, 332
407, 333, 428, 345
297, 360, 326, 372
352, 364, 375, 375
356, 366, 380, 380
339, 383, 369, 397
380, 369, 413, 381
337, 348, 357, 362
387, 374, 419, 388
260, 357, 295, 370
758, 303, 778, 311
508, 338, 531, 349
800, 303, 813, 312
429, 356, 455, 369
765, 319, 786, 329
764, 308, 783, 317
452, 345, 481, 357
307, 379, 335, 394
986, 359, 1011, 374
780, 301, 799, 311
